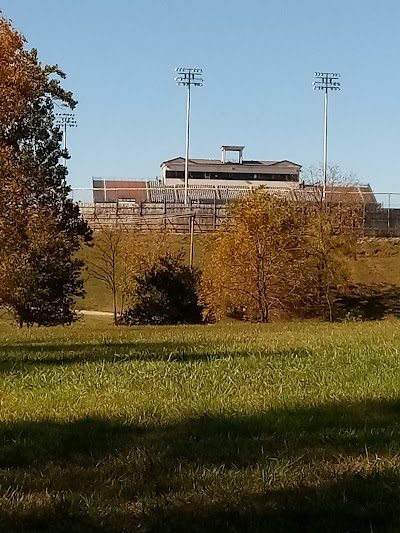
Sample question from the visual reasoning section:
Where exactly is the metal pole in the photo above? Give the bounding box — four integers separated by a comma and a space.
175, 68, 203, 207
184, 82, 191, 206
313, 72, 340, 208
55, 112, 77, 168
64, 122, 67, 167
323, 89, 328, 205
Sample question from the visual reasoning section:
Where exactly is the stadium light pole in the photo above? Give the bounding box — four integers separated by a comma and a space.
313, 72, 340, 203
55, 112, 77, 167
175, 67, 203, 206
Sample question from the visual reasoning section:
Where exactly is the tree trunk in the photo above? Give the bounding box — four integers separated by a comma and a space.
113, 287, 117, 325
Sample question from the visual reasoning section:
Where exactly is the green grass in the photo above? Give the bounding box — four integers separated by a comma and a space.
1, 316, 400, 530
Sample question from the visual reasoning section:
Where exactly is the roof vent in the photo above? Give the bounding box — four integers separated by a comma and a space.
221, 145, 244, 164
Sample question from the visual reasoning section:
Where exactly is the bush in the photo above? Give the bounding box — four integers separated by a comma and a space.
118, 251, 202, 325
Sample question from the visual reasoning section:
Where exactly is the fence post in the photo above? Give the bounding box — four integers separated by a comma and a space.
189, 213, 195, 269
388, 193, 391, 234
362, 202, 366, 238
213, 190, 217, 231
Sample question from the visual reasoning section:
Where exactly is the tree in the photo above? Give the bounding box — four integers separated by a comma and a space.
302, 164, 365, 225
201, 190, 356, 322
201, 192, 309, 323
119, 251, 202, 325
88, 225, 127, 324
299, 165, 363, 320
300, 205, 356, 321
0, 18, 92, 326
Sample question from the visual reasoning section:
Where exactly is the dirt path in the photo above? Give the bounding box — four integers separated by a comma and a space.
77, 310, 114, 317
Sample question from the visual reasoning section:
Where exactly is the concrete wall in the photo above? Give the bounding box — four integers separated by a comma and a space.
78, 202, 400, 237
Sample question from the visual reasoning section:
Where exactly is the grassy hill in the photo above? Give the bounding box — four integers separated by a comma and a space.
76, 232, 208, 313
348, 238, 400, 285
77, 235, 400, 316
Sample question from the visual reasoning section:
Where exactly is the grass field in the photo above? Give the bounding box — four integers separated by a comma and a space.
1, 316, 400, 531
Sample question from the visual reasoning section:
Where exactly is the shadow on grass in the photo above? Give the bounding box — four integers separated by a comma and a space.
0, 342, 313, 367
1, 399, 400, 530
1, 399, 400, 467
336, 283, 400, 320
1, 472, 399, 533
146, 471, 400, 533
144, 471, 400, 533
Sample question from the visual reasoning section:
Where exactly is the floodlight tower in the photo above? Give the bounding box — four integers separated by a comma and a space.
55, 112, 77, 166
175, 67, 203, 206
313, 72, 340, 202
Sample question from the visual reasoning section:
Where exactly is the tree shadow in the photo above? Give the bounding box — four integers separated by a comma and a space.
144, 471, 400, 532
336, 283, 400, 320
0, 341, 314, 367
1, 399, 400, 530
1, 399, 400, 467
2, 472, 399, 532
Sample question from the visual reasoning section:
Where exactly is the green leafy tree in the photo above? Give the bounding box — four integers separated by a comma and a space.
119, 251, 202, 325
0, 18, 92, 326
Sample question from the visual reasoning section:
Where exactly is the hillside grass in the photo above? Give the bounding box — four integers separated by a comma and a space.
77, 232, 208, 313
349, 238, 400, 285
1, 316, 400, 530
77, 234, 400, 314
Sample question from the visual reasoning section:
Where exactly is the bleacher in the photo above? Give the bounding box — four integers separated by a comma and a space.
92, 180, 377, 207
147, 182, 177, 203
176, 185, 218, 204
144, 183, 296, 204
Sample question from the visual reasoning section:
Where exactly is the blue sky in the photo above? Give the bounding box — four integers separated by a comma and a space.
3, 0, 400, 196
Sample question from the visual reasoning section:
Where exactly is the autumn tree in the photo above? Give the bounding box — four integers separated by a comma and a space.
0, 18, 92, 326
201, 190, 357, 322
299, 165, 363, 319
302, 164, 365, 225
201, 192, 310, 322
300, 205, 356, 320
